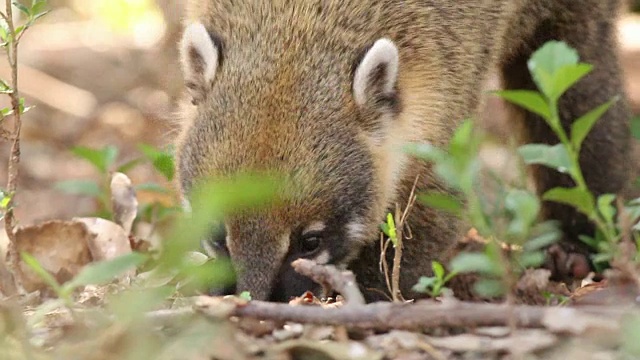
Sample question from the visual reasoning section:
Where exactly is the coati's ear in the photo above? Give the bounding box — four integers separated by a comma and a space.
352, 38, 399, 108
180, 22, 220, 104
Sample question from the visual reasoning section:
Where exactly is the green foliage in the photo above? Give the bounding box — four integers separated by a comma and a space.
380, 212, 398, 247
139, 143, 175, 181
412, 261, 457, 297
0, 189, 12, 220
0, 1, 49, 46
56, 143, 179, 227
496, 40, 638, 266
154, 171, 283, 291
239, 291, 252, 301
21, 252, 147, 304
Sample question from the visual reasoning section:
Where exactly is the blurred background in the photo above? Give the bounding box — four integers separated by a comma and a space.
0, 0, 637, 234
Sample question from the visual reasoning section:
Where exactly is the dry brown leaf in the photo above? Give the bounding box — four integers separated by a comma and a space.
15, 220, 93, 293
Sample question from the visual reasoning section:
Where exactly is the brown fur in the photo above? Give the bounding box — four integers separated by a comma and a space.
174, 0, 631, 302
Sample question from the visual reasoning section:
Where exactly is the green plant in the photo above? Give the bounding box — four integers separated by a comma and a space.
380, 212, 398, 246
56, 143, 180, 228
408, 40, 639, 299
495, 40, 639, 267
0, 189, 12, 221
21, 251, 147, 308
412, 261, 458, 298
406, 118, 560, 298
0, 0, 49, 297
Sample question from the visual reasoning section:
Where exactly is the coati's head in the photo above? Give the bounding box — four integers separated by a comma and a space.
175, 12, 408, 302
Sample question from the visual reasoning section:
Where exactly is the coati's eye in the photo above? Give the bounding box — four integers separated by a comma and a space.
201, 223, 228, 258
300, 234, 322, 255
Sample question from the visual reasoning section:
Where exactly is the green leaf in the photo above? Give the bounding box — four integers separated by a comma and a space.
518, 144, 572, 174
30, 0, 48, 16
239, 291, 252, 301
578, 235, 598, 249
54, 180, 101, 197
519, 251, 546, 268
0, 79, 12, 94
449, 252, 503, 276
403, 142, 446, 163
591, 252, 612, 265
504, 189, 540, 237
494, 90, 550, 120
523, 230, 560, 252
432, 261, 445, 280
597, 194, 617, 223
549, 64, 593, 101
419, 193, 463, 215
527, 41, 580, 99
0, 193, 12, 209
543, 187, 595, 217
449, 119, 474, 156
13, 1, 30, 16
116, 157, 143, 173
474, 279, 505, 298
20, 252, 63, 296
412, 276, 437, 293
72, 146, 119, 174
385, 213, 397, 243
64, 252, 147, 291
138, 144, 175, 181
571, 97, 618, 151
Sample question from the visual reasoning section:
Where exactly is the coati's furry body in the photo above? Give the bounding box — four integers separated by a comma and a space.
175, 1, 631, 302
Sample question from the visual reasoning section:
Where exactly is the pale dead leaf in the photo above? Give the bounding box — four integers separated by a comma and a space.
110, 172, 138, 235
75, 217, 132, 265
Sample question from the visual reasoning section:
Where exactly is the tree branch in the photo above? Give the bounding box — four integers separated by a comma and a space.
195, 296, 629, 334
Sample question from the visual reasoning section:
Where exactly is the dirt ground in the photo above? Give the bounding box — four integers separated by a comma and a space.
0, 5, 637, 231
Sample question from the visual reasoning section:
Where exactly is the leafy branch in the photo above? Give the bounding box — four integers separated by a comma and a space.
0, 0, 47, 296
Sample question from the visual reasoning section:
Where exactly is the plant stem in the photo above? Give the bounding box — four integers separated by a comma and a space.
4, 1, 22, 279
549, 101, 616, 240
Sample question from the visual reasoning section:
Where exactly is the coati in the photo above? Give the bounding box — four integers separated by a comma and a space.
174, 0, 631, 302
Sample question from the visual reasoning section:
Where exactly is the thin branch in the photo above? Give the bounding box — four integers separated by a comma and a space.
2, 0, 21, 296
195, 296, 630, 333
291, 259, 365, 305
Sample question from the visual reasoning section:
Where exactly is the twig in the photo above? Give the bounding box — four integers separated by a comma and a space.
390, 175, 420, 302
380, 232, 393, 298
195, 296, 631, 333
2, 3, 22, 296
291, 259, 365, 305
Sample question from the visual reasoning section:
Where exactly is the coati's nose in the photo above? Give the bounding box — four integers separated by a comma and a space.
208, 282, 237, 297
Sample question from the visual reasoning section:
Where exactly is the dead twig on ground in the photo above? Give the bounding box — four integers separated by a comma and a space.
291, 259, 365, 305
195, 296, 631, 333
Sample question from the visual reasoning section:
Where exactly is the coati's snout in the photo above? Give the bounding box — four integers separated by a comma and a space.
176, 21, 406, 302
201, 216, 365, 302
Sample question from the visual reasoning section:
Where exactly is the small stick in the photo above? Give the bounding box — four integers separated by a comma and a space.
390, 175, 420, 302
2, 2, 22, 297
291, 259, 365, 305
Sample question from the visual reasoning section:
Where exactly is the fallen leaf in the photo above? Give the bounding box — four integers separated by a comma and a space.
15, 221, 92, 293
